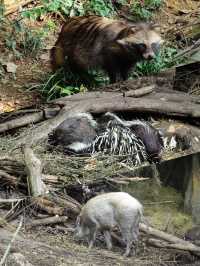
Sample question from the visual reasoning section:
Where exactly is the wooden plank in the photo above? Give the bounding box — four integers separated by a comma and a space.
2, 0, 33, 15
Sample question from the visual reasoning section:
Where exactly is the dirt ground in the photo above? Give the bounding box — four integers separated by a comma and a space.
0, 222, 198, 266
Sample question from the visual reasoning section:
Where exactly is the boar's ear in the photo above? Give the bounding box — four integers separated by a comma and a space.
76, 215, 81, 226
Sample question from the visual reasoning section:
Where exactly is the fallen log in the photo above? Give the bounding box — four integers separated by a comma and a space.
14, 92, 200, 148
123, 85, 155, 97
26, 215, 68, 229
33, 197, 65, 216
0, 111, 44, 133
49, 90, 200, 118
139, 223, 200, 256
0, 76, 198, 136
140, 223, 188, 243
49, 192, 82, 217
147, 238, 200, 256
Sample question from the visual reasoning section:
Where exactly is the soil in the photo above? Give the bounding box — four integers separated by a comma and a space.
0, 222, 198, 266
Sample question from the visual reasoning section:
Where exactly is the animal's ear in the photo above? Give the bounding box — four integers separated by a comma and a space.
150, 23, 161, 32
129, 24, 139, 32
116, 39, 126, 46
76, 215, 81, 226
117, 39, 132, 49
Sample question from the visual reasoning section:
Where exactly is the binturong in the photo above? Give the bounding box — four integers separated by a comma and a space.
51, 15, 163, 84
74, 192, 143, 256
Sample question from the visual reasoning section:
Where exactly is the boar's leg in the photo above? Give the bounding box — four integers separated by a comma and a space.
129, 216, 141, 255
119, 225, 134, 257
87, 227, 97, 249
103, 230, 112, 250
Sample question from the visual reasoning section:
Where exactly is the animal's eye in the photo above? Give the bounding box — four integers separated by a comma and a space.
137, 43, 147, 52
151, 42, 160, 53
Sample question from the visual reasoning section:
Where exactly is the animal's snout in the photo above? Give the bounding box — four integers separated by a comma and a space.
74, 229, 82, 240
143, 52, 155, 60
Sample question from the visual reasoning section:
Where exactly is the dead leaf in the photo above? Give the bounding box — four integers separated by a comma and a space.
3, 105, 15, 112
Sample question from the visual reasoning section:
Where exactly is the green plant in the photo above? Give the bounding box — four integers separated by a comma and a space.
5, 21, 48, 57
83, 0, 115, 17
22, 0, 118, 20
22, 0, 84, 20
134, 46, 181, 76
0, 5, 48, 58
29, 66, 107, 100
130, 0, 163, 21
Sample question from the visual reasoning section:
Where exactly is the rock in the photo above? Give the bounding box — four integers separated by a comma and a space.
6, 62, 17, 73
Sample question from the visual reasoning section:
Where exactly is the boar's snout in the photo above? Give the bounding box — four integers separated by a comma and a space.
74, 226, 83, 240
74, 224, 90, 240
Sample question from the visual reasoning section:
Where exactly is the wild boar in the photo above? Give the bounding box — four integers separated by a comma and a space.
51, 15, 163, 84
74, 192, 143, 256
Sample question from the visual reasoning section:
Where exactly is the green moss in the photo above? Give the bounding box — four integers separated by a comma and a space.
120, 180, 193, 234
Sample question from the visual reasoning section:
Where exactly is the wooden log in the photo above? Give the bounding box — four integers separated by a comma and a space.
49, 91, 200, 118
43, 107, 61, 119
147, 238, 200, 256
85, 96, 200, 117
123, 85, 155, 97
140, 222, 200, 255
49, 193, 82, 217
139, 223, 188, 244
26, 216, 68, 229
23, 146, 47, 197
33, 197, 65, 216
0, 111, 44, 133
15, 92, 200, 149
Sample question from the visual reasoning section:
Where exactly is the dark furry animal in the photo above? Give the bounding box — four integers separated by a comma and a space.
51, 15, 163, 83
129, 121, 164, 162
102, 113, 164, 162
49, 113, 97, 154
48, 112, 163, 163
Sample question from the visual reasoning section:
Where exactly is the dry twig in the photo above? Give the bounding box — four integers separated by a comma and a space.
0, 216, 23, 266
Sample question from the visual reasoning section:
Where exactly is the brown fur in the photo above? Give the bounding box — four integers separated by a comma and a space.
51, 15, 163, 83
